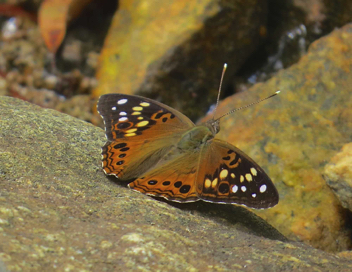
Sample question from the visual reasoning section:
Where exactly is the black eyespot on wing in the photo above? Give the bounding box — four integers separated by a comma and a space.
148, 180, 158, 185
114, 143, 127, 149
174, 181, 182, 188
117, 122, 132, 129
218, 183, 229, 194
180, 185, 191, 193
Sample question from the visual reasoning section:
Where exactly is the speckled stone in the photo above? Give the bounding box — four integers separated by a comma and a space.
324, 143, 352, 211
1, 96, 352, 271
207, 23, 352, 251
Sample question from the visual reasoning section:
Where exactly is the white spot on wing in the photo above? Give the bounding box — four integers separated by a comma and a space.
252, 193, 256, 198
260, 184, 267, 193
232, 185, 238, 193
111, 106, 116, 110
119, 111, 127, 116
119, 117, 128, 122
117, 98, 128, 105
241, 186, 246, 192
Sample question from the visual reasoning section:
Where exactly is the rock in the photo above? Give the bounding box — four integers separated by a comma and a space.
2, 96, 352, 270
62, 40, 83, 63
204, 23, 352, 251
94, 0, 268, 120
9, 86, 65, 109
43, 74, 59, 90
86, 51, 99, 70
0, 78, 8, 96
324, 143, 352, 211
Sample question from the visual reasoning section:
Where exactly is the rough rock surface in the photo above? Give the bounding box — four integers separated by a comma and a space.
208, 23, 352, 251
1, 96, 352, 271
324, 143, 352, 211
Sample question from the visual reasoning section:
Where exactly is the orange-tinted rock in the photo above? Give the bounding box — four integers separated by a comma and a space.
93, 0, 267, 120
324, 143, 352, 211
206, 23, 352, 251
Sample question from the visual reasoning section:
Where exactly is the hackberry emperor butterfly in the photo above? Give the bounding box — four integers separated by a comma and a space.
97, 64, 279, 209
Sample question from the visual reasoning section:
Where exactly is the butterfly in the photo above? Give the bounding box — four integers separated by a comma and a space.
97, 66, 279, 209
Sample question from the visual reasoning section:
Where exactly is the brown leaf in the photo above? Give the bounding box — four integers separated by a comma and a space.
38, 0, 92, 54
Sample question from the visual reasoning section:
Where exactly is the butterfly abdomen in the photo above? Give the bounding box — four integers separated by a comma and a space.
177, 126, 214, 151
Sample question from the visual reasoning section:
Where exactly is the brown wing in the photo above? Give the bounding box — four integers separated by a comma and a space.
128, 148, 200, 202
97, 94, 195, 180
195, 139, 279, 209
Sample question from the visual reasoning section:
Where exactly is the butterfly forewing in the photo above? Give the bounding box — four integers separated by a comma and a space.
196, 139, 279, 208
97, 94, 194, 141
97, 94, 194, 180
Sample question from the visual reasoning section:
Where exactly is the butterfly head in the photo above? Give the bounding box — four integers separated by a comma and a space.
205, 118, 220, 136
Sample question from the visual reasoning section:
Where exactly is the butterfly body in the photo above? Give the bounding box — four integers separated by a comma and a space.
177, 125, 214, 151
98, 93, 279, 209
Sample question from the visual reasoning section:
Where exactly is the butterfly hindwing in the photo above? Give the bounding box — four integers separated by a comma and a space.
196, 139, 279, 208
101, 138, 175, 180
128, 149, 199, 202
97, 94, 194, 180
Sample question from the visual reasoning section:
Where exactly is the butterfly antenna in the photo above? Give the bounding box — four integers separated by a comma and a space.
215, 90, 281, 121
212, 63, 227, 120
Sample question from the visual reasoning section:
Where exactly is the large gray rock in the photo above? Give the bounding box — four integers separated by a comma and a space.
0, 96, 351, 271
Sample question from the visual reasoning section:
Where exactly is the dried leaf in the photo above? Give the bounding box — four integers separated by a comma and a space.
38, 0, 92, 54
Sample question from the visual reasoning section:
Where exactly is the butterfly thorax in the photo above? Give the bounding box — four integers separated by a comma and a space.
177, 125, 214, 151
